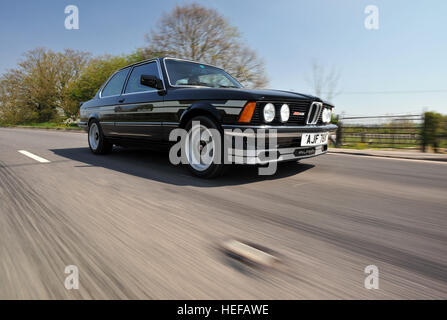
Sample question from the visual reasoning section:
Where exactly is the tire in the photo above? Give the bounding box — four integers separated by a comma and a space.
88, 120, 113, 155
184, 116, 227, 178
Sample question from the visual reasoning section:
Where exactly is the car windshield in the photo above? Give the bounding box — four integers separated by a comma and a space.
164, 59, 243, 89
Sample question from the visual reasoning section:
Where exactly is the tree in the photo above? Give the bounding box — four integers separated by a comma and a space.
58, 49, 91, 119
141, 3, 268, 88
422, 112, 446, 153
66, 53, 143, 113
0, 48, 90, 123
307, 61, 341, 102
0, 69, 38, 124
0, 48, 144, 124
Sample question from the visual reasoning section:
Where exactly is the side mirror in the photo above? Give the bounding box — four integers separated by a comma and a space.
140, 74, 163, 90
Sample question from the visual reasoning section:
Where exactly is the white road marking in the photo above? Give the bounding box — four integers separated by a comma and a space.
18, 150, 50, 163
328, 152, 447, 165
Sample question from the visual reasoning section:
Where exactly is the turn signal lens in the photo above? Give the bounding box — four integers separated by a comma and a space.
238, 102, 257, 123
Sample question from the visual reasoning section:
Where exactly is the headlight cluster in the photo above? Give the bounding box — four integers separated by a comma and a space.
322, 108, 333, 124
263, 103, 290, 123
263, 103, 276, 123
262, 102, 333, 124
280, 104, 290, 122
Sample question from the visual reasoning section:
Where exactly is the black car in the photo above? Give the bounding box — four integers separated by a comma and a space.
79, 57, 337, 178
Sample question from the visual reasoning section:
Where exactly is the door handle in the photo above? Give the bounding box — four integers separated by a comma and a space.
118, 98, 125, 103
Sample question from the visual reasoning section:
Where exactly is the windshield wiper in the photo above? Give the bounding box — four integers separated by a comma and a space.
187, 82, 239, 89
187, 82, 214, 88
218, 85, 240, 88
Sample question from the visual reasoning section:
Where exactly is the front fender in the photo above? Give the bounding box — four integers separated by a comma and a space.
179, 102, 222, 127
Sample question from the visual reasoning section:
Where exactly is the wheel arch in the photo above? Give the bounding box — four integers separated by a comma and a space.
87, 113, 100, 126
179, 103, 222, 128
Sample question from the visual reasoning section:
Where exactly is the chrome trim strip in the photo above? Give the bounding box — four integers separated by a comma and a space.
316, 103, 323, 123
109, 132, 153, 137
222, 124, 337, 130
151, 107, 182, 113
224, 131, 302, 138
121, 90, 158, 96
306, 101, 323, 125
114, 122, 162, 126
305, 103, 313, 124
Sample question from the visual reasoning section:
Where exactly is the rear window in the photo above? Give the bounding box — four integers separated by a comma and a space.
101, 68, 129, 97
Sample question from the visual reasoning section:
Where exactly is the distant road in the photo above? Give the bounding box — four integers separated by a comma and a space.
1, 127, 446, 299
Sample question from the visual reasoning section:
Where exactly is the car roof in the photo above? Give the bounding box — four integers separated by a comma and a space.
117, 57, 163, 71
117, 57, 223, 72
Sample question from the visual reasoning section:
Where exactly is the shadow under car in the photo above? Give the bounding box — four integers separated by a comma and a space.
50, 147, 315, 187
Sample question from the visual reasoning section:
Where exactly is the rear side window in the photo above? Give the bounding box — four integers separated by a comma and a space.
101, 68, 129, 97
125, 62, 160, 94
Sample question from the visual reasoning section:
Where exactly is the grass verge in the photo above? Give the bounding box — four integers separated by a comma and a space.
0, 122, 83, 131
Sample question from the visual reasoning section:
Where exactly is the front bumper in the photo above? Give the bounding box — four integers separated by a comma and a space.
222, 123, 337, 164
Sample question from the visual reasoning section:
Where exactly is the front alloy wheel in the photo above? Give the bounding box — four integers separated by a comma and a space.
184, 116, 226, 178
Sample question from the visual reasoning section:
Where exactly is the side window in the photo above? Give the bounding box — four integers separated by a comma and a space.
101, 68, 129, 97
125, 62, 160, 94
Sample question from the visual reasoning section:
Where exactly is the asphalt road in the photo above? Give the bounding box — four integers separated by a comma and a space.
1, 127, 446, 299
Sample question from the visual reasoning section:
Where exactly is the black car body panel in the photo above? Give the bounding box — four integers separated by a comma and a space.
79, 57, 337, 162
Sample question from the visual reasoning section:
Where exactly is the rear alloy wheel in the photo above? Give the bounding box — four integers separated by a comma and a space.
184, 116, 226, 178
88, 120, 113, 155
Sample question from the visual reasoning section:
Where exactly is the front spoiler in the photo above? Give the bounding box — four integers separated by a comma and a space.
222, 123, 336, 164
226, 145, 328, 165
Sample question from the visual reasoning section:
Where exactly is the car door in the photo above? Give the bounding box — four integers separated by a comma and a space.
114, 61, 164, 140
96, 67, 130, 136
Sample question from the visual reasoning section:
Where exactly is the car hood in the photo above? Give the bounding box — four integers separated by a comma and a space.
168, 87, 322, 103
235, 88, 320, 101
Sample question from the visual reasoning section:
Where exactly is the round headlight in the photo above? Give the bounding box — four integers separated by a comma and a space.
280, 104, 290, 123
322, 108, 332, 124
263, 103, 275, 123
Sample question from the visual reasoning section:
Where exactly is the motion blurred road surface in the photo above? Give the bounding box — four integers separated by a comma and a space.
0, 127, 446, 299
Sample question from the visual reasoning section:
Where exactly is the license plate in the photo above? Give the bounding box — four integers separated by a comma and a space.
301, 133, 328, 146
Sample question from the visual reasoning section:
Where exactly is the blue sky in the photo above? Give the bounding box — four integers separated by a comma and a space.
0, 0, 446, 116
